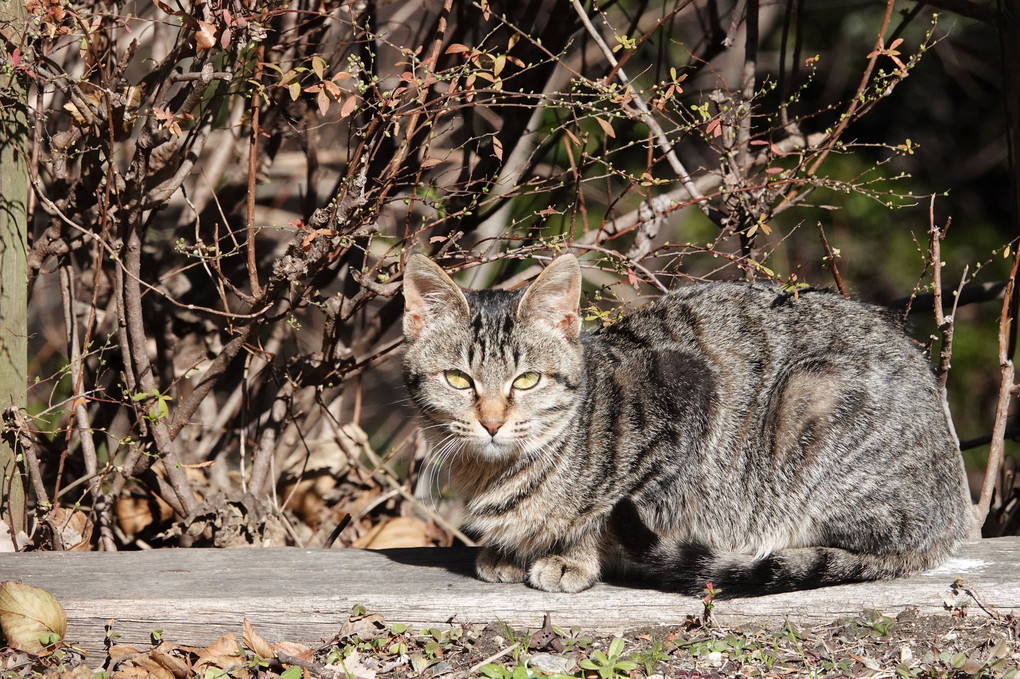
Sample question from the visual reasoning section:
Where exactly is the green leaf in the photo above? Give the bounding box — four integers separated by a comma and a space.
279, 666, 302, 679
608, 637, 625, 658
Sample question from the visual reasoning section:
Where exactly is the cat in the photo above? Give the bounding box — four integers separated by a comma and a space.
401, 253, 974, 597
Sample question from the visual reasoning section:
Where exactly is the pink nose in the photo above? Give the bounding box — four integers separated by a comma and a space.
481, 420, 503, 436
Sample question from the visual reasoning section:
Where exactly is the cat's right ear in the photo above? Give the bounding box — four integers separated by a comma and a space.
402, 254, 470, 340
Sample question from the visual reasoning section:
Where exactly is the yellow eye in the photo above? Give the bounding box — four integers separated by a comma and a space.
444, 369, 473, 390
512, 371, 540, 390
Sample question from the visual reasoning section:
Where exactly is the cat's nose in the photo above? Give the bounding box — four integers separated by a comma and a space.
481, 420, 504, 436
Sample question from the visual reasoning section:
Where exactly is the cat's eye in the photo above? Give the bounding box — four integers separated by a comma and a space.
512, 371, 541, 390
444, 369, 474, 390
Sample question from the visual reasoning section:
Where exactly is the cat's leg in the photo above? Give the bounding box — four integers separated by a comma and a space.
476, 546, 526, 583
527, 532, 602, 593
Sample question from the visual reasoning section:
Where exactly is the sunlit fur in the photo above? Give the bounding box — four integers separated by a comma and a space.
402, 254, 974, 596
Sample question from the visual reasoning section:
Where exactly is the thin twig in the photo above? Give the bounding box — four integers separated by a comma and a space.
974, 244, 1020, 532
816, 223, 847, 298
570, 0, 710, 218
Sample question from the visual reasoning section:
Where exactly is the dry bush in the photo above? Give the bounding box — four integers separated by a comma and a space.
1, 0, 1016, 550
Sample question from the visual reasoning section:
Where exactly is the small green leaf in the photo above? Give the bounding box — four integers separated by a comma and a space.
279, 666, 302, 679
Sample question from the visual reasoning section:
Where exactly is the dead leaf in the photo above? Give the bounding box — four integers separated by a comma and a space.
332, 649, 376, 679
194, 633, 245, 674
271, 641, 313, 662
150, 642, 193, 678
339, 95, 358, 119
242, 619, 275, 660
195, 20, 217, 51
594, 116, 615, 138
352, 517, 429, 549
337, 613, 386, 641
115, 494, 175, 539
0, 519, 31, 552
0, 582, 67, 655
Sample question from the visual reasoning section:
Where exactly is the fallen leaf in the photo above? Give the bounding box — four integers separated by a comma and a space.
242, 619, 275, 660
333, 649, 376, 679
352, 517, 429, 549
338, 613, 386, 641
0, 582, 67, 655
194, 633, 246, 675
271, 640, 313, 662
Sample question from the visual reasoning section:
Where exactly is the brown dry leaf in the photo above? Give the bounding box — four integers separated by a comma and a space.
150, 642, 193, 678
113, 664, 174, 679
194, 633, 247, 677
270, 641, 313, 662
594, 116, 615, 138
47, 507, 92, 551
242, 619, 274, 660
194, 20, 217, 50
0, 582, 66, 655
339, 95, 358, 119
333, 649, 376, 679
115, 495, 174, 539
337, 613, 386, 641
352, 516, 430, 549
113, 651, 176, 679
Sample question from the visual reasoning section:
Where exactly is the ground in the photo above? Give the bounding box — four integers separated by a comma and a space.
3, 602, 1018, 679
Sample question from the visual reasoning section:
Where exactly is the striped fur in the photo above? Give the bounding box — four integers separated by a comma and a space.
402, 254, 974, 596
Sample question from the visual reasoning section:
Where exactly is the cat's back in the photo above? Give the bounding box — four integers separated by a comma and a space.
593, 281, 916, 364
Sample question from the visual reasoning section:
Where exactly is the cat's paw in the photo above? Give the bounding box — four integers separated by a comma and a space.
527, 554, 599, 593
476, 547, 526, 583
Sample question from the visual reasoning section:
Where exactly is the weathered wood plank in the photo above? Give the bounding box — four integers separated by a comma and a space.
1, 539, 1017, 655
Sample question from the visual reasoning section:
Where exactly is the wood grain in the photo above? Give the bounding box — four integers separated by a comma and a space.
1, 539, 1017, 655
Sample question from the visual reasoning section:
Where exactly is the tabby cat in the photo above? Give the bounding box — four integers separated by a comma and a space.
401, 253, 973, 596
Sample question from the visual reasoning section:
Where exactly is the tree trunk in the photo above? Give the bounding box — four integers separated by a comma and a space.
0, 0, 29, 542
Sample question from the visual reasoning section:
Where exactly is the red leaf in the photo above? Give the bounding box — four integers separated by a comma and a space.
594, 116, 615, 139
195, 20, 217, 51
339, 95, 358, 118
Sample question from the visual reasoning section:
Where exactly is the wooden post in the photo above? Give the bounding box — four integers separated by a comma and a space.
0, 0, 29, 539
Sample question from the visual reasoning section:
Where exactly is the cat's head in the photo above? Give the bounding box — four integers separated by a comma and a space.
402, 255, 585, 460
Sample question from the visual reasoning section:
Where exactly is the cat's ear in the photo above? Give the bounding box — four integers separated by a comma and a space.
517, 255, 582, 341
402, 254, 470, 340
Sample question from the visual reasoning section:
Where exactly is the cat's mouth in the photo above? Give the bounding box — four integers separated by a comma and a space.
463, 435, 522, 460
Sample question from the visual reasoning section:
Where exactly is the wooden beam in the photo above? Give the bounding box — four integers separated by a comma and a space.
1, 539, 1018, 654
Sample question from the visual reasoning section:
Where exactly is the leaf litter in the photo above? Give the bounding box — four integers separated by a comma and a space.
2, 584, 1018, 679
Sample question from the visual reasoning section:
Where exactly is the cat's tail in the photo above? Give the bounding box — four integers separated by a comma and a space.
608, 499, 943, 598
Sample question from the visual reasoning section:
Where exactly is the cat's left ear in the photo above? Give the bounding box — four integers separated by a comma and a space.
517, 255, 582, 341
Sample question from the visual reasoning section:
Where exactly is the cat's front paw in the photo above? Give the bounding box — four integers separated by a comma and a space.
528, 554, 599, 593
476, 547, 526, 583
